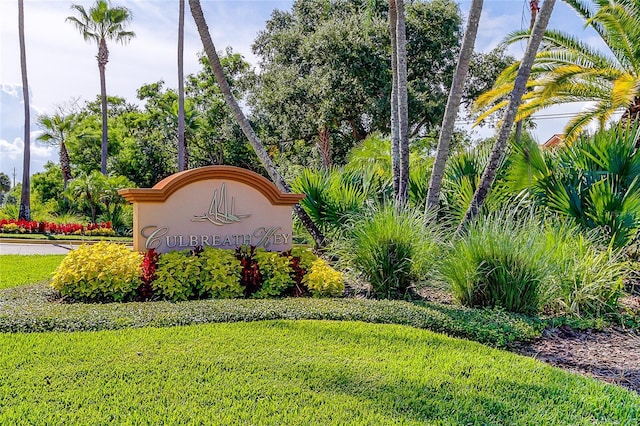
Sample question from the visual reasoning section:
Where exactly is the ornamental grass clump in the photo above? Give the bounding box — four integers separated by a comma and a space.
440, 211, 552, 315
336, 205, 443, 299
51, 241, 142, 302
542, 224, 628, 317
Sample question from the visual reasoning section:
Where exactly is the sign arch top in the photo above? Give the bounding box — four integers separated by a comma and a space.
119, 166, 304, 253
119, 165, 304, 205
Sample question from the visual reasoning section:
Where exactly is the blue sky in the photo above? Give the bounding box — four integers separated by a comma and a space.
0, 0, 600, 182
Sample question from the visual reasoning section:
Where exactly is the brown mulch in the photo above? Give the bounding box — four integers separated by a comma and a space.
510, 325, 640, 394
422, 288, 640, 394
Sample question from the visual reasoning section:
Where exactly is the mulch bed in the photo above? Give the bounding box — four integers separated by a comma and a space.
510, 325, 640, 394
423, 288, 640, 394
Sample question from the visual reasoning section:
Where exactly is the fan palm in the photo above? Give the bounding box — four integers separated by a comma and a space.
37, 113, 80, 189
475, 0, 640, 143
67, 0, 134, 175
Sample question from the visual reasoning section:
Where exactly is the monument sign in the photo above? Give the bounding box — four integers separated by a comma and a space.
118, 166, 304, 253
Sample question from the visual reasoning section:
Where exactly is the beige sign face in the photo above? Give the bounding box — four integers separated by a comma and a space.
119, 166, 304, 253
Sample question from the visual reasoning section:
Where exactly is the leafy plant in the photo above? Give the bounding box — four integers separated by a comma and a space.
506, 125, 640, 248
153, 250, 203, 301
50, 242, 142, 302
252, 249, 294, 298
198, 247, 244, 299
303, 258, 345, 297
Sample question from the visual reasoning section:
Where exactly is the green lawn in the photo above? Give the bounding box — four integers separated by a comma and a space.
0, 255, 65, 289
1, 320, 637, 425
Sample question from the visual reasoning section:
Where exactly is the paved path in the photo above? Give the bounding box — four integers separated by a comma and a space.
0, 242, 81, 255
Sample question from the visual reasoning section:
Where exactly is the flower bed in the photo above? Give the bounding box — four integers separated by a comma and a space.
0, 219, 114, 236
51, 242, 345, 302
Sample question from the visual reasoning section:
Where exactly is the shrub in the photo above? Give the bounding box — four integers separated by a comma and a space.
337, 205, 442, 299
303, 258, 345, 297
153, 251, 203, 301
440, 211, 552, 315
253, 249, 294, 298
51, 242, 142, 302
543, 225, 627, 317
198, 247, 244, 299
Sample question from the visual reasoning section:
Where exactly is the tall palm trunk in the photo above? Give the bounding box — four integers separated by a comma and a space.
395, 0, 410, 205
98, 38, 109, 175
318, 127, 332, 168
60, 141, 72, 189
178, 0, 187, 171
18, 0, 31, 221
389, 0, 400, 195
425, 0, 484, 211
457, 0, 556, 233
188, 0, 325, 248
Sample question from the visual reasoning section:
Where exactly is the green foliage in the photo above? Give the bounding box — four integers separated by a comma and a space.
0, 255, 65, 289
542, 224, 628, 317
153, 250, 203, 301
303, 258, 345, 297
50, 242, 142, 302
291, 167, 369, 233
198, 247, 244, 299
337, 205, 442, 299
506, 126, 640, 248
250, 0, 464, 165
441, 209, 630, 316
440, 211, 551, 315
253, 249, 295, 298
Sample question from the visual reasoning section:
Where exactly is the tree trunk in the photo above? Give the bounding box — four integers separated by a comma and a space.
60, 141, 72, 189
98, 38, 109, 175
178, 0, 187, 171
425, 0, 484, 212
18, 0, 31, 221
188, 0, 326, 248
318, 127, 332, 168
389, 0, 400, 196
396, 0, 410, 206
457, 0, 556, 233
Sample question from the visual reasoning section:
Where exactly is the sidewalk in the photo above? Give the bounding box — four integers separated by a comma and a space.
0, 241, 81, 255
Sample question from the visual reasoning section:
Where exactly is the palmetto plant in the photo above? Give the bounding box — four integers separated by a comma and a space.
475, 0, 640, 143
506, 124, 640, 247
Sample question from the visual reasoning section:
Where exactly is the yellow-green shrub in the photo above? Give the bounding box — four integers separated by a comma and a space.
51, 242, 142, 302
253, 249, 294, 298
199, 247, 244, 298
153, 251, 203, 301
84, 228, 116, 237
303, 258, 345, 297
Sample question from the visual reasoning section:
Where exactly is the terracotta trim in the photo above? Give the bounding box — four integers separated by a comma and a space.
118, 165, 305, 205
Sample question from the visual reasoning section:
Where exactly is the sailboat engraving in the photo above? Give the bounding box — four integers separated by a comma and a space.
192, 182, 251, 225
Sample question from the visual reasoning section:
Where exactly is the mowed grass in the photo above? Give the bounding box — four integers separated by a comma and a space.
0, 255, 65, 289
1, 321, 638, 425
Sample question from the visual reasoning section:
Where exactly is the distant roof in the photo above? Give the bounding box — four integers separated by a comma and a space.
542, 134, 564, 149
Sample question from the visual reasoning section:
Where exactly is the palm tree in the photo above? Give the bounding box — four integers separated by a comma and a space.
178, 0, 187, 171
37, 112, 79, 189
394, 0, 410, 205
188, 0, 326, 248
67, 0, 134, 175
458, 0, 557, 232
389, 0, 400, 196
18, 0, 30, 221
425, 0, 484, 211
475, 0, 640, 144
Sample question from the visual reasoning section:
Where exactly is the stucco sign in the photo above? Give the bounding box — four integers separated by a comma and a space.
118, 166, 304, 253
